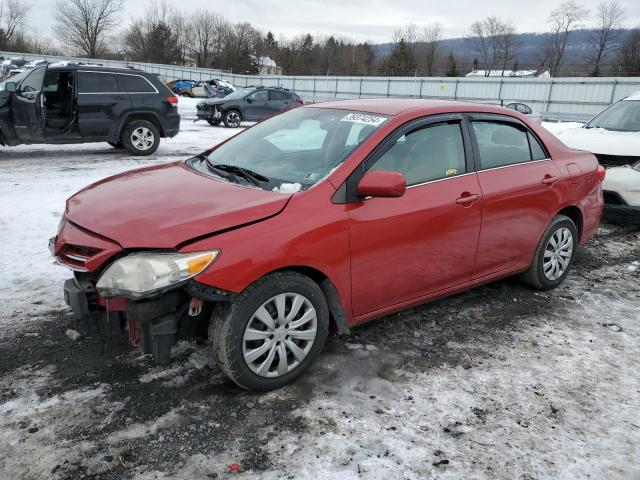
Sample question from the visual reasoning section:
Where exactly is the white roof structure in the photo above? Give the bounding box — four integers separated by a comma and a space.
258, 56, 278, 68
466, 69, 550, 78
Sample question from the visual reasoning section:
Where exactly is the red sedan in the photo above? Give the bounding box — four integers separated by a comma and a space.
51, 99, 605, 390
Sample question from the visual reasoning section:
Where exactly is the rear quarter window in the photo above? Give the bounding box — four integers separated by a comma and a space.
116, 74, 156, 93
473, 121, 539, 169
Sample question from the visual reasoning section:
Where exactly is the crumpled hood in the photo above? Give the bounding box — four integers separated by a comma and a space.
556, 127, 640, 156
66, 162, 291, 249
198, 98, 229, 107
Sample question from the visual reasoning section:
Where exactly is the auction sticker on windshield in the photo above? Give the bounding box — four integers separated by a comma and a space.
341, 113, 387, 126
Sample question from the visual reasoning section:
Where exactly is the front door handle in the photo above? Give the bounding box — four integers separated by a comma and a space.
542, 175, 559, 185
456, 193, 480, 205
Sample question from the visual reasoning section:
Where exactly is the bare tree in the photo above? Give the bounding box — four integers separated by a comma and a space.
545, 0, 589, 76
0, 0, 30, 49
467, 17, 508, 76
497, 21, 519, 75
189, 10, 230, 68
422, 22, 442, 76
54, 0, 123, 58
590, 0, 625, 76
618, 27, 640, 76
392, 23, 418, 50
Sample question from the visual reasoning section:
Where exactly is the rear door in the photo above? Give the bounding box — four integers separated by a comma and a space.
267, 89, 293, 115
468, 115, 563, 279
10, 66, 46, 142
77, 71, 130, 138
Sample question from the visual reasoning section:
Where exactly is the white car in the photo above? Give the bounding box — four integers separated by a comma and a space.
504, 101, 543, 122
549, 92, 640, 212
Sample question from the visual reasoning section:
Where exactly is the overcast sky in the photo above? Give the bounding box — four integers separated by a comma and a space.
26, 0, 640, 44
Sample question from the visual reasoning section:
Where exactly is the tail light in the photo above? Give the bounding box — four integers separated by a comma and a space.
597, 165, 606, 183
166, 95, 178, 105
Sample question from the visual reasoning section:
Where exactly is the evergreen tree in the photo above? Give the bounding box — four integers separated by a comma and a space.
446, 53, 459, 77
379, 38, 416, 76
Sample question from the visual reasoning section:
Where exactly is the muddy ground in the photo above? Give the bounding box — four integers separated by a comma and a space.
1, 216, 639, 480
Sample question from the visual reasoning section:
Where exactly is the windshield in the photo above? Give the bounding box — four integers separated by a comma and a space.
222, 87, 253, 101
192, 107, 389, 192
0, 69, 31, 90
586, 100, 640, 131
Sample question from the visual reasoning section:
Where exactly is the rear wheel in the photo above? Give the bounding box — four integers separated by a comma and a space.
121, 120, 160, 156
223, 109, 242, 128
521, 214, 578, 290
210, 272, 329, 391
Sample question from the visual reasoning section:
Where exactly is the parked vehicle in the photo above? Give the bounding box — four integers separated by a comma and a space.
208, 78, 237, 97
0, 65, 180, 155
51, 99, 604, 390
551, 91, 640, 213
196, 86, 303, 127
504, 101, 542, 122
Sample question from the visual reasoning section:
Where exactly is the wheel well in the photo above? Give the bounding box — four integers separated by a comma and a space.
120, 113, 164, 137
558, 206, 583, 240
272, 266, 349, 335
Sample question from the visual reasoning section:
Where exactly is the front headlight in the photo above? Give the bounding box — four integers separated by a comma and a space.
96, 250, 219, 299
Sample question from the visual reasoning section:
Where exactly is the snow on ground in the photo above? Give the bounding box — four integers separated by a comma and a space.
0, 97, 240, 334
1, 100, 640, 479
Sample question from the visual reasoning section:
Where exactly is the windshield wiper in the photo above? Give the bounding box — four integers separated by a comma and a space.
204, 159, 242, 184
207, 163, 269, 186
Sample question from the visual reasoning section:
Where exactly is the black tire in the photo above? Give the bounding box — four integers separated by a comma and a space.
206, 119, 220, 127
521, 214, 578, 290
209, 272, 329, 391
223, 109, 242, 128
121, 120, 160, 156
107, 141, 123, 149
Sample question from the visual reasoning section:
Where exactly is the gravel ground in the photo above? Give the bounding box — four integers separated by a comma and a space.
1, 102, 639, 479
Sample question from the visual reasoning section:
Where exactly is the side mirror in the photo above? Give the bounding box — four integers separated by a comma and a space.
5, 82, 16, 93
246, 97, 252, 103
357, 170, 406, 198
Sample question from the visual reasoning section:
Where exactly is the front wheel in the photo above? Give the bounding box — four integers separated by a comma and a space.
521, 214, 578, 290
121, 120, 160, 156
210, 272, 329, 391
223, 109, 242, 128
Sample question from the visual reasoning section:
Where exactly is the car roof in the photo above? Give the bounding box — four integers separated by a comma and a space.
306, 98, 516, 116
48, 65, 150, 76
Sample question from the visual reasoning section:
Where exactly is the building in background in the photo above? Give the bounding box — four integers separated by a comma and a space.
258, 57, 283, 76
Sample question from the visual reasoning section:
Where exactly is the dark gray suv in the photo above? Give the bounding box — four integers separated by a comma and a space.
196, 86, 303, 127
0, 65, 180, 155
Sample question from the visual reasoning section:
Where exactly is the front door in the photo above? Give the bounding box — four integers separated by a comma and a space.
348, 116, 483, 317
10, 66, 46, 142
244, 89, 270, 120
468, 116, 564, 278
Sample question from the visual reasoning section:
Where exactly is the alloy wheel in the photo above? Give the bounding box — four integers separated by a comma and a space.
226, 111, 240, 127
543, 227, 574, 281
131, 127, 155, 151
242, 293, 318, 378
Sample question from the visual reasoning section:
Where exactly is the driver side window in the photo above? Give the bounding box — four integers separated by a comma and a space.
369, 122, 467, 186
249, 90, 268, 101
18, 67, 45, 94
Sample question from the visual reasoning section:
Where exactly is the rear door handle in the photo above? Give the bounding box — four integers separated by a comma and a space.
542, 175, 559, 185
456, 193, 480, 205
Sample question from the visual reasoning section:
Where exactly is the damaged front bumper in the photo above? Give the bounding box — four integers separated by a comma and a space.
195, 103, 222, 122
62, 272, 234, 366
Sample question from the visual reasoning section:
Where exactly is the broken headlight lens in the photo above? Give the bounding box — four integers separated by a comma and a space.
96, 250, 219, 299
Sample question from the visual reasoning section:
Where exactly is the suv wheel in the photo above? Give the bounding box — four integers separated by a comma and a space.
210, 272, 329, 391
223, 109, 242, 128
121, 120, 160, 156
207, 119, 220, 127
521, 214, 578, 290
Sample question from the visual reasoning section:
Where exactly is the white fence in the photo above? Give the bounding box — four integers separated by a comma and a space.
4, 50, 640, 122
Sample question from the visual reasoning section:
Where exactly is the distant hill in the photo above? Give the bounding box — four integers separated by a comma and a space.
374, 28, 633, 72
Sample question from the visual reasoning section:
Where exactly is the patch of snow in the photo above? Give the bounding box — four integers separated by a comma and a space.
272, 182, 302, 193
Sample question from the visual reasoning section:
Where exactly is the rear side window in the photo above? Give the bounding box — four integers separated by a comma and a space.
78, 72, 117, 93
269, 90, 289, 100
116, 74, 156, 93
473, 121, 547, 169
370, 122, 466, 186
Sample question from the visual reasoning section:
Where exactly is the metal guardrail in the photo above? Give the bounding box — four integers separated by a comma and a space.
3, 50, 640, 122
